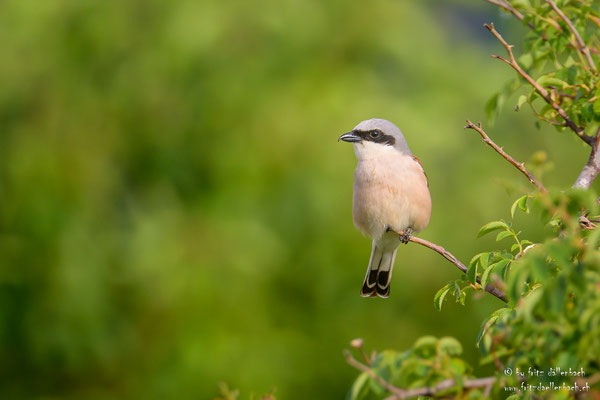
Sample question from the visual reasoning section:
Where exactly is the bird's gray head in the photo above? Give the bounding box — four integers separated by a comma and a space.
338, 118, 411, 157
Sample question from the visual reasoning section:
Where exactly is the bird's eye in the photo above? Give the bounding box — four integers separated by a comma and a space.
370, 130, 381, 138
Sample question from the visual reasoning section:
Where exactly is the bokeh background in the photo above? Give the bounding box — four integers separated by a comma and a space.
0, 0, 596, 399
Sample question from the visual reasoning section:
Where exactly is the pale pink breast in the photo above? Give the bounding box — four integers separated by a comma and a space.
352, 154, 431, 239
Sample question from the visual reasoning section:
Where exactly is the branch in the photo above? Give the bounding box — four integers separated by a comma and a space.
546, 0, 597, 73
344, 350, 405, 398
465, 120, 548, 193
589, 15, 600, 29
383, 377, 497, 400
573, 128, 600, 189
344, 349, 497, 400
579, 214, 600, 230
484, 0, 535, 30
484, 23, 594, 146
397, 231, 508, 303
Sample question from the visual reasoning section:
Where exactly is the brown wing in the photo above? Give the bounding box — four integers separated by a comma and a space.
411, 155, 429, 188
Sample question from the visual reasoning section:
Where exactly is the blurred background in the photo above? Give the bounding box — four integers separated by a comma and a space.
0, 0, 595, 398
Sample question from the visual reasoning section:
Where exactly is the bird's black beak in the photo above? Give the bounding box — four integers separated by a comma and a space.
338, 131, 362, 143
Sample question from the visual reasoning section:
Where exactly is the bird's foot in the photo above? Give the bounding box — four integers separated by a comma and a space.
399, 227, 413, 244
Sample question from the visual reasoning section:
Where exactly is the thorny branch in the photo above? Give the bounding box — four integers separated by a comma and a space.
344, 349, 497, 400
483, 0, 535, 29
397, 231, 508, 303
464, 119, 600, 225
484, 22, 595, 146
546, 0, 597, 73
485, 0, 562, 32
465, 120, 547, 192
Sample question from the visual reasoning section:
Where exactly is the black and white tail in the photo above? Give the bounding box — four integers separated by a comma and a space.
360, 240, 398, 298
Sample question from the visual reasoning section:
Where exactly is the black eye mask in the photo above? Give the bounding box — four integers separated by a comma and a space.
354, 130, 396, 146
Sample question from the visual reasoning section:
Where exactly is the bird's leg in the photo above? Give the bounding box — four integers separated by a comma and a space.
399, 227, 413, 244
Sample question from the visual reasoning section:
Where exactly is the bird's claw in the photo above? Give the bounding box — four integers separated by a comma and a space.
399, 227, 413, 244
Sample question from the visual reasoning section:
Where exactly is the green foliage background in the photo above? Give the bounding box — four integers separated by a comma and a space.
0, 0, 597, 398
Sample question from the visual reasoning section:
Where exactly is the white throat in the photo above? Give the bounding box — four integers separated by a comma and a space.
353, 141, 404, 161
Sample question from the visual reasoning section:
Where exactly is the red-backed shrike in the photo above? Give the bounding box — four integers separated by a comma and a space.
339, 118, 431, 298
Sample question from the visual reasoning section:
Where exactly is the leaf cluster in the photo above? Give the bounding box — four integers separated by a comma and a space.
432, 189, 600, 398
348, 337, 479, 400
487, 0, 600, 136
476, 190, 600, 396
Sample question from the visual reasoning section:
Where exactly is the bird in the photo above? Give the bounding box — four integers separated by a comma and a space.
338, 118, 431, 298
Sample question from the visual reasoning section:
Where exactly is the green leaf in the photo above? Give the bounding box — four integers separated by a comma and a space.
438, 337, 463, 356
536, 74, 569, 88
481, 264, 494, 289
467, 253, 489, 285
517, 195, 529, 212
481, 259, 510, 288
531, 257, 549, 282
477, 221, 509, 238
454, 281, 461, 301
467, 255, 481, 285
476, 308, 506, 351
516, 94, 528, 111
511, 0, 531, 7
447, 358, 467, 378
507, 263, 528, 304
347, 372, 369, 400
593, 98, 600, 115
548, 275, 567, 314
457, 287, 468, 305
518, 286, 543, 321
434, 284, 452, 311
368, 375, 386, 396
496, 259, 511, 280
583, 102, 595, 121
510, 195, 529, 218
564, 55, 576, 69
414, 336, 438, 358
518, 53, 533, 69
466, 263, 477, 285
480, 252, 489, 269
496, 230, 514, 242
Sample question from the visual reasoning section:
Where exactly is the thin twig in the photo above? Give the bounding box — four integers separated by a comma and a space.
465, 120, 547, 193
350, 338, 372, 366
483, 380, 494, 398
573, 127, 600, 188
546, 0, 597, 73
484, 0, 535, 29
344, 350, 405, 398
589, 15, 600, 29
484, 23, 594, 146
579, 214, 600, 230
345, 349, 497, 400
397, 231, 508, 303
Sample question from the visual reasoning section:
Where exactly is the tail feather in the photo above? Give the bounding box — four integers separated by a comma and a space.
360, 241, 382, 297
360, 241, 398, 298
375, 249, 397, 298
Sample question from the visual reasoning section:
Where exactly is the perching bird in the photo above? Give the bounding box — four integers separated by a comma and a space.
338, 118, 431, 298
